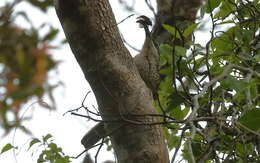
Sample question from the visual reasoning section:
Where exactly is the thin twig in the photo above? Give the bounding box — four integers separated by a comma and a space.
95, 138, 105, 163
171, 128, 186, 163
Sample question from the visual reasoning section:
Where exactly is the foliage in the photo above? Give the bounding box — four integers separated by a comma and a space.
28, 134, 71, 163
0, 0, 60, 134
158, 0, 260, 162
0, 134, 71, 163
1, 0, 259, 162
0, 143, 16, 154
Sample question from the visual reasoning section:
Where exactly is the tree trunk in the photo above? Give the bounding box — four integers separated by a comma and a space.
54, 0, 168, 162
54, 0, 202, 162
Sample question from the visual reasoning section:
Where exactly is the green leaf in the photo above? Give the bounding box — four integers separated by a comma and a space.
168, 103, 189, 120
254, 54, 260, 62
160, 66, 173, 76
175, 46, 187, 57
28, 138, 41, 150
182, 107, 190, 118
192, 141, 203, 157
211, 28, 236, 56
168, 135, 179, 150
42, 28, 59, 42
167, 92, 185, 109
220, 76, 247, 92
183, 23, 198, 38
205, 0, 222, 13
159, 44, 173, 66
1, 143, 14, 154
214, 1, 234, 19
48, 143, 59, 152
239, 109, 260, 130
159, 76, 173, 97
169, 105, 182, 120
54, 157, 70, 163
43, 134, 53, 142
162, 24, 181, 39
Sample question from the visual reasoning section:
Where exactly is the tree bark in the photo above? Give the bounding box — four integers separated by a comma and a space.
54, 0, 202, 162
153, 0, 202, 45
54, 0, 168, 162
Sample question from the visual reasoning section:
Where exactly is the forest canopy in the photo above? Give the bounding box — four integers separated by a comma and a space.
0, 0, 260, 163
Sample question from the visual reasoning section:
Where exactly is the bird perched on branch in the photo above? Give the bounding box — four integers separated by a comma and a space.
134, 15, 160, 98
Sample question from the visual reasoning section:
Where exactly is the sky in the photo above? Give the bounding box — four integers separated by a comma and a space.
0, 0, 157, 163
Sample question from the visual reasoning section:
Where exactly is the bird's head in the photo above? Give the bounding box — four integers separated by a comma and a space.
136, 15, 152, 29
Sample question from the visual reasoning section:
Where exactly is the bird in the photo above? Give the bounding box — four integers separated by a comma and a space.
134, 15, 160, 98
81, 15, 161, 151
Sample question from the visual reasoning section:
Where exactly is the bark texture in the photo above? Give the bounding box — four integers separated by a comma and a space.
54, 0, 168, 162
54, 0, 202, 162
153, 0, 202, 45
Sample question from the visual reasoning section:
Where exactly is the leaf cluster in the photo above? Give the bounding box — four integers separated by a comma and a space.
1, 134, 71, 163
158, 0, 260, 162
29, 134, 71, 163
0, 1, 61, 134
